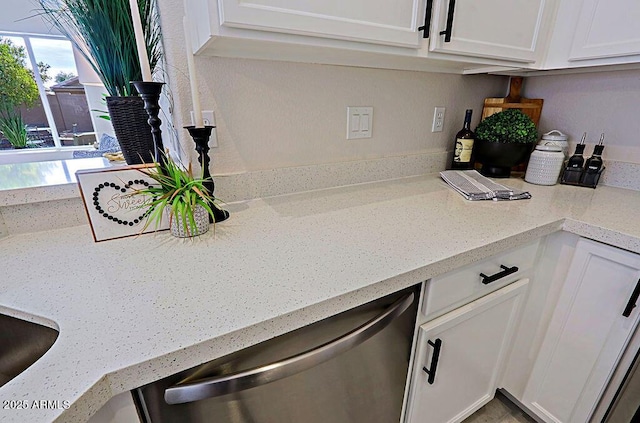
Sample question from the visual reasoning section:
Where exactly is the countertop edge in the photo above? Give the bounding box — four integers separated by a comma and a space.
562, 218, 640, 255
0, 183, 80, 207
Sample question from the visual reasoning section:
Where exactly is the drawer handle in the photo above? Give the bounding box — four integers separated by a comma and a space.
422, 338, 442, 385
480, 265, 519, 285
623, 278, 640, 317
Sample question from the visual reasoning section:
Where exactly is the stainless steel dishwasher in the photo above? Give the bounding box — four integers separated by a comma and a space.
133, 285, 419, 423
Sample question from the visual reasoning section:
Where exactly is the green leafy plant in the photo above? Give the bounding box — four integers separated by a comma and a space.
0, 111, 28, 148
91, 94, 111, 121
0, 39, 39, 110
37, 0, 162, 97
0, 38, 39, 148
136, 153, 216, 237
475, 109, 538, 144
55, 71, 77, 83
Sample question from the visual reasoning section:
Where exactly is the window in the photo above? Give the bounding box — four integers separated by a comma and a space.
0, 33, 96, 153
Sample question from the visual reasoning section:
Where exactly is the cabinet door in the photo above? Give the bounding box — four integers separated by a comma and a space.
569, 0, 640, 61
522, 238, 640, 423
428, 0, 551, 63
406, 279, 528, 423
217, 0, 425, 48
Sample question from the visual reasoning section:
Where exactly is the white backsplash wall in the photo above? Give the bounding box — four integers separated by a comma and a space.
524, 69, 640, 164
157, 0, 507, 176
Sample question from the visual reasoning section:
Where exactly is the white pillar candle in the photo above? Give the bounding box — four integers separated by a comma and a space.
183, 16, 204, 127
129, 0, 153, 81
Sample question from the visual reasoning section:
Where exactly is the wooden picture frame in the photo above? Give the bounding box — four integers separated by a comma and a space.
76, 165, 169, 242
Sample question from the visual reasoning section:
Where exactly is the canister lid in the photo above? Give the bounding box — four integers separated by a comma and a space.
541, 130, 568, 141
535, 143, 563, 152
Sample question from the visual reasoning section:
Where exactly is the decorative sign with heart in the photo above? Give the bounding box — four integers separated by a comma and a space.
76, 165, 169, 242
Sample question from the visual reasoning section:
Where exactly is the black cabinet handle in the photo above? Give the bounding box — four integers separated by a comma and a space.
422, 338, 442, 384
623, 278, 640, 317
480, 265, 519, 285
417, 0, 434, 38
439, 0, 456, 42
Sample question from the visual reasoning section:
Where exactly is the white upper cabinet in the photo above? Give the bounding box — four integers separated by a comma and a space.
187, 0, 640, 72
427, 0, 556, 64
569, 0, 640, 61
217, 0, 425, 48
186, 0, 562, 73
542, 0, 640, 69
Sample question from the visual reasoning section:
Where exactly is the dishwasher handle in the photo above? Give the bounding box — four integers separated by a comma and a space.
164, 291, 415, 404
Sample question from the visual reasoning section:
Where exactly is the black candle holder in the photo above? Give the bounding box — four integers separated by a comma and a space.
132, 81, 165, 162
185, 125, 230, 223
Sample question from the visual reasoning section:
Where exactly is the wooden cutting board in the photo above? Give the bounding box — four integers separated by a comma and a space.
482, 77, 543, 126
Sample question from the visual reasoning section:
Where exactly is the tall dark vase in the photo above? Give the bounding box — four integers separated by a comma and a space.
105, 96, 155, 165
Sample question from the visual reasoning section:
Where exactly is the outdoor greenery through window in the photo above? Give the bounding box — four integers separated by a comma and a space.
0, 33, 96, 151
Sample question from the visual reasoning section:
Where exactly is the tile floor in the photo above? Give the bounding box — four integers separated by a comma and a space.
463, 392, 537, 423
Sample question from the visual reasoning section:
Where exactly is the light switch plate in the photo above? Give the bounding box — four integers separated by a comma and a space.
190, 110, 218, 147
347, 107, 373, 139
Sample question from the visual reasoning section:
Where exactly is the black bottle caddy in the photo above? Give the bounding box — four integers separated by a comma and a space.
560, 133, 605, 189
560, 167, 605, 188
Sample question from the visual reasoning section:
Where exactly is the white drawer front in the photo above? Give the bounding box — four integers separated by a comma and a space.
422, 240, 539, 321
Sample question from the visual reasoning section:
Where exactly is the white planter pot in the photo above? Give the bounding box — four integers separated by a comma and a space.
168, 204, 209, 238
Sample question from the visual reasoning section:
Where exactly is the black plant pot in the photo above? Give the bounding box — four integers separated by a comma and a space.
473, 139, 534, 178
106, 96, 155, 165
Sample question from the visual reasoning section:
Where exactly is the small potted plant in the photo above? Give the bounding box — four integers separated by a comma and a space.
136, 153, 217, 238
473, 109, 538, 178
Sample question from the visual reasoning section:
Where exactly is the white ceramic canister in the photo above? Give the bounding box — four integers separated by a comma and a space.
541, 130, 569, 158
525, 143, 566, 185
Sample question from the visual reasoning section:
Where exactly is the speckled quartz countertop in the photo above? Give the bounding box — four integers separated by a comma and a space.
2, 174, 640, 423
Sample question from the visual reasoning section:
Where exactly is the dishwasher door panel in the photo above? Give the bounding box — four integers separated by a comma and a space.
135, 285, 419, 423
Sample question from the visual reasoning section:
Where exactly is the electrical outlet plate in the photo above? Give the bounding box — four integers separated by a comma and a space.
190, 110, 218, 147
432, 107, 445, 133
201, 111, 214, 126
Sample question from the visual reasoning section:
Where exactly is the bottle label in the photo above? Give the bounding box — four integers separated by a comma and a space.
454, 138, 474, 162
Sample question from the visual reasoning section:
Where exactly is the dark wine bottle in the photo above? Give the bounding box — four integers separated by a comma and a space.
450, 109, 475, 170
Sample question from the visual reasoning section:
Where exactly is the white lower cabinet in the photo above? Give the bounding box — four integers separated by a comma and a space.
521, 238, 640, 423
406, 279, 529, 423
